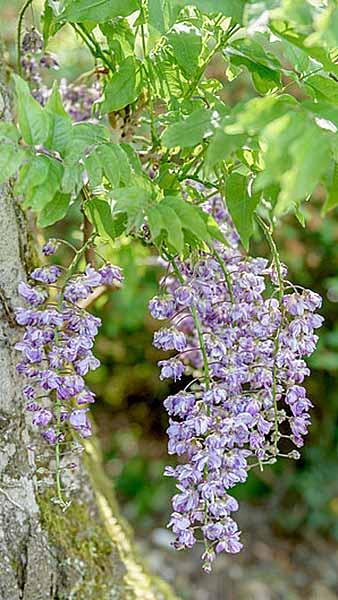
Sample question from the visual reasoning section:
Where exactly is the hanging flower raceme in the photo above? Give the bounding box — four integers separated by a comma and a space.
149, 194, 323, 572
15, 238, 123, 503
20, 28, 101, 116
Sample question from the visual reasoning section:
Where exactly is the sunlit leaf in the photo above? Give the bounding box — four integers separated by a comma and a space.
162, 108, 219, 148
322, 163, 338, 215
44, 82, 72, 153
167, 23, 202, 77
13, 75, 50, 146
0, 143, 26, 184
58, 0, 139, 22
101, 57, 140, 113
225, 173, 259, 250
37, 192, 71, 227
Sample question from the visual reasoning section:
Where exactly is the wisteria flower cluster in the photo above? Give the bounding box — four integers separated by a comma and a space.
20, 28, 59, 105
149, 194, 323, 572
15, 238, 123, 502
21, 28, 101, 119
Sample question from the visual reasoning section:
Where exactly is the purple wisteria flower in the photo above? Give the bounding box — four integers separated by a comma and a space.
31, 265, 62, 284
153, 327, 187, 352
20, 31, 101, 114
98, 264, 123, 285
42, 239, 60, 256
149, 295, 176, 320
15, 240, 123, 453
150, 190, 323, 572
18, 282, 47, 306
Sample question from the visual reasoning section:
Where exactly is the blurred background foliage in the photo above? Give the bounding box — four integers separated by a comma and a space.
1, 0, 338, 557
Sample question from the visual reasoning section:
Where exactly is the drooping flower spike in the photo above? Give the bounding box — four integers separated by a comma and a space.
15, 238, 123, 505
150, 191, 323, 572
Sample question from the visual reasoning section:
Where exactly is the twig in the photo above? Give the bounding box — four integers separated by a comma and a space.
17, 0, 34, 75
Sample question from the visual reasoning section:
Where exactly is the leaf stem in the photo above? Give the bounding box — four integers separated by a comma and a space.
255, 214, 283, 300
17, 0, 34, 75
72, 23, 114, 71
184, 23, 240, 100
140, 2, 157, 147
255, 214, 285, 451
166, 253, 210, 389
211, 247, 235, 303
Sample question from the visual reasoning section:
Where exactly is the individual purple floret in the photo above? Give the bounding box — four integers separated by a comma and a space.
22, 29, 43, 54
158, 358, 185, 381
18, 282, 47, 306
150, 189, 323, 572
39, 53, 59, 70
149, 295, 176, 320
69, 409, 92, 437
98, 263, 123, 285
30, 265, 62, 284
42, 239, 60, 256
153, 327, 187, 352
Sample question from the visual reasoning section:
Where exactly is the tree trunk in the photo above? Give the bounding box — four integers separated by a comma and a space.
0, 59, 178, 600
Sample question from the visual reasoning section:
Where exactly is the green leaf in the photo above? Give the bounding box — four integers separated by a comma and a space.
44, 82, 72, 153
14, 155, 50, 196
111, 186, 151, 232
0, 122, 20, 143
101, 57, 140, 113
26, 158, 63, 211
58, 0, 139, 22
277, 37, 310, 72
306, 75, 338, 106
156, 162, 179, 192
225, 173, 259, 250
100, 19, 135, 60
62, 162, 83, 195
162, 108, 218, 148
274, 122, 331, 215
70, 122, 109, 146
110, 144, 132, 184
62, 122, 108, 194
201, 211, 227, 245
307, 5, 338, 52
37, 192, 70, 227
226, 38, 282, 93
0, 143, 26, 184
156, 203, 185, 254
84, 151, 103, 187
42, 1, 53, 43
254, 113, 305, 192
303, 100, 338, 129
95, 144, 120, 187
147, 206, 165, 241
120, 143, 143, 176
85, 197, 121, 239
226, 95, 297, 135
13, 75, 50, 146
206, 125, 246, 167
183, 0, 245, 23
148, 0, 169, 33
322, 163, 338, 214
42, 0, 59, 43
162, 196, 211, 243
270, 21, 334, 71
167, 23, 202, 77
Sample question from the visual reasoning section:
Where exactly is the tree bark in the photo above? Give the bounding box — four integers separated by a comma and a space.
0, 59, 178, 600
